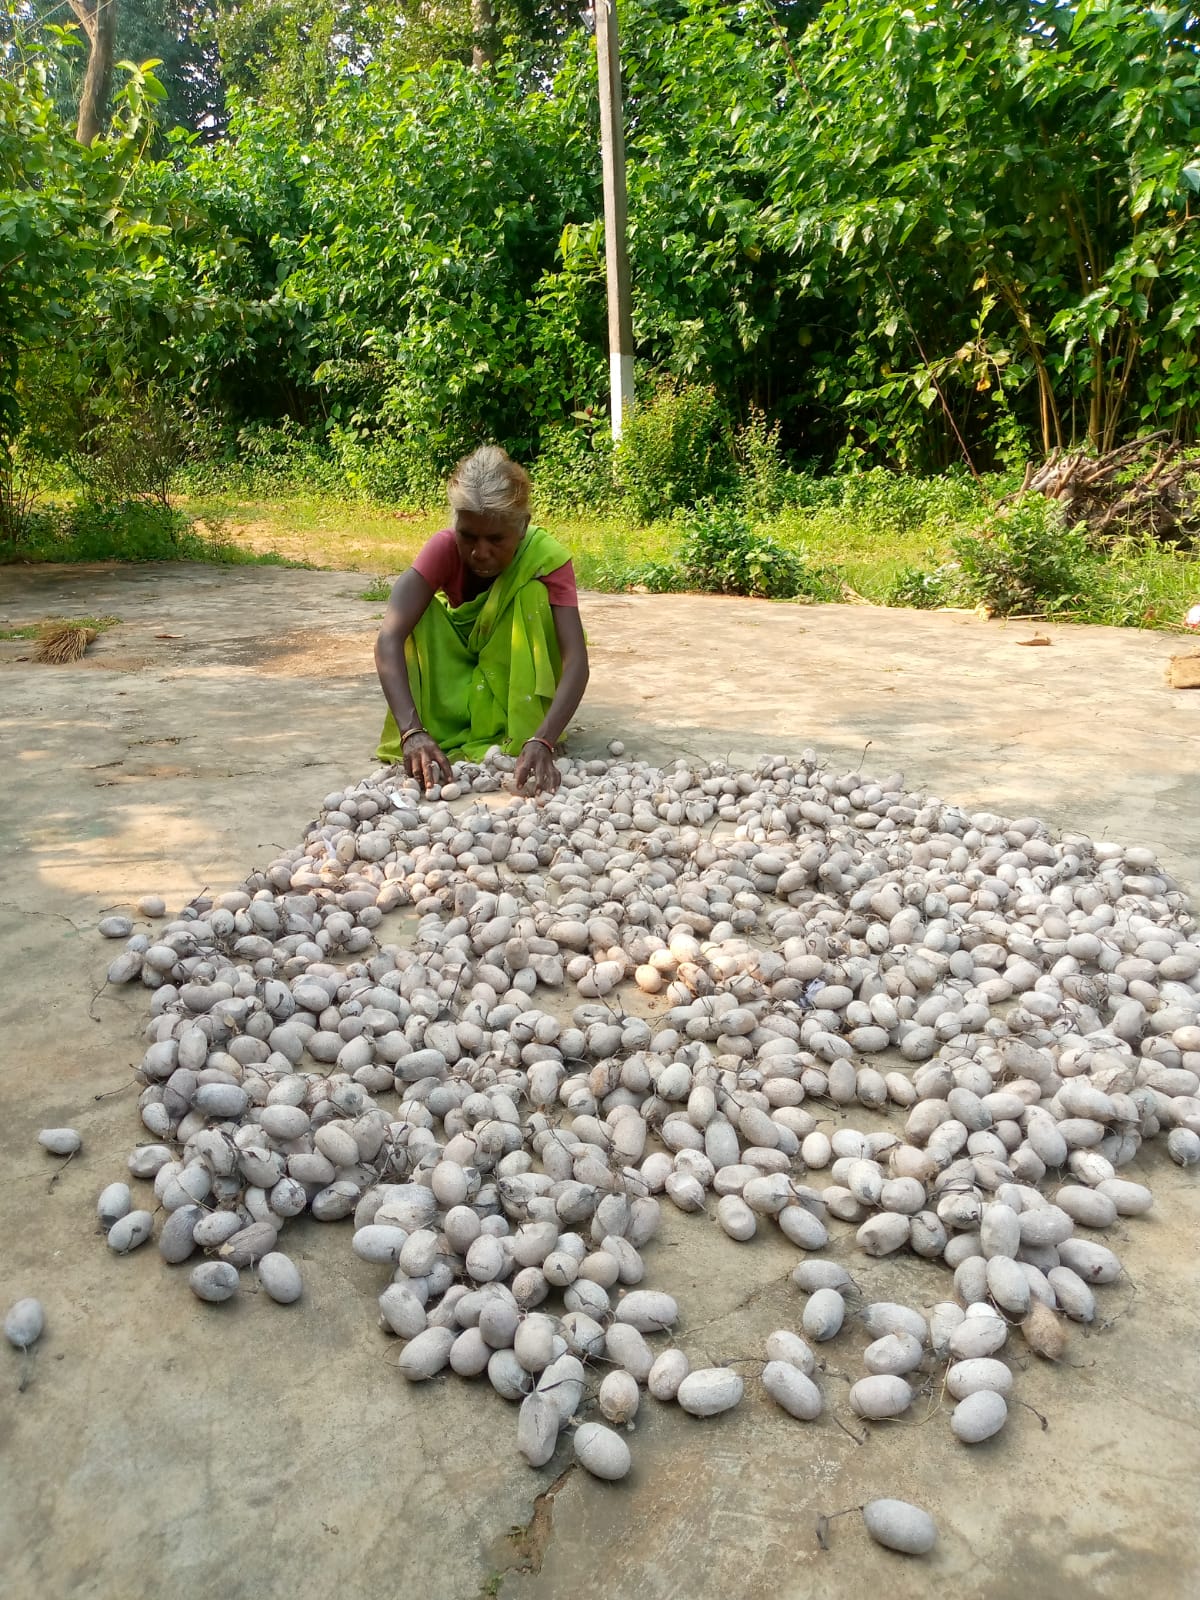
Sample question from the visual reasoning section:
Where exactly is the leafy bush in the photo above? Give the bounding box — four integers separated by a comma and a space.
642, 503, 844, 601
614, 379, 735, 523
735, 407, 790, 519
0, 437, 47, 544
4, 502, 295, 566
885, 563, 962, 609
532, 423, 615, 516
1072, 534, 1200, 630
329, 427, 443, 508
67, 386, 192, 510
952, 499, 1095, 616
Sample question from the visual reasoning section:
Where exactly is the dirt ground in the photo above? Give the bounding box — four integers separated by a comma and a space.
2, 563, 1199, 1600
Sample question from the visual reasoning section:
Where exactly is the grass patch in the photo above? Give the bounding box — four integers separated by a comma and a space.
4, 501, 309, 568
182, 493, 439, 573
0, 613, 121, 640
32, 475, 1189, 633
358, 577, 392, 601
1071, 536, 1200, 630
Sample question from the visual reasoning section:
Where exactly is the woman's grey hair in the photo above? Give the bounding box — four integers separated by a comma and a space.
447, 445, 531, 522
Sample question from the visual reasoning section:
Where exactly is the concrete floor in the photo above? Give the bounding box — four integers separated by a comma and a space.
2, 563, 1199, 1600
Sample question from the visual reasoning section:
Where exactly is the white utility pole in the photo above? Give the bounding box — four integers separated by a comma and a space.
595, 0, 635, 441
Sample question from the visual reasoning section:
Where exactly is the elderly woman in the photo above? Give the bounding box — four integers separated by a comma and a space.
375, 445, 589, 795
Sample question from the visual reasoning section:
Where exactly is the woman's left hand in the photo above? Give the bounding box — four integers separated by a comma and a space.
514, 739, 561, 795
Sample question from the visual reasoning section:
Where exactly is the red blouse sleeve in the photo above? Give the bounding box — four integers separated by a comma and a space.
410, 528, 460, 596
542, 560, 579, 608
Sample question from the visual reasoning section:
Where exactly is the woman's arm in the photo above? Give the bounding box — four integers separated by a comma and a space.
514, 605, 590, 795
374, 569, 453, 788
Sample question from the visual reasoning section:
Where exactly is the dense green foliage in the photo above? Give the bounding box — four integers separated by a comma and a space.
2, 0, 1199, 621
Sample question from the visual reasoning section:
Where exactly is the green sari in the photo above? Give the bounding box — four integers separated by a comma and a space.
376, 524, 570, 765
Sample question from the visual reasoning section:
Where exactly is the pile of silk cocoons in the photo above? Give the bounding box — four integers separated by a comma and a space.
95, 749, 1200, 1481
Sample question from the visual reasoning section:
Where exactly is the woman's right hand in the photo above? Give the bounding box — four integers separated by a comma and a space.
403, 731, 453, 790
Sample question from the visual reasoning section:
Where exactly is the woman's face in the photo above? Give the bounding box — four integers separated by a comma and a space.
453, 510, 529, 580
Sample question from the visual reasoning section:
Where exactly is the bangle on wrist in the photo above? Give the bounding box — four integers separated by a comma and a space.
524, 736, 555, 756
400, 725, 425, 746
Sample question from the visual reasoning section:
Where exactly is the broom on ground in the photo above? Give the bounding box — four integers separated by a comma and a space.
35, 621, 98, 663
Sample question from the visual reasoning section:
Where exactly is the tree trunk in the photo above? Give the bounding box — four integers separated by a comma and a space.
471, 0, 496, 68
68, 0, 118, 146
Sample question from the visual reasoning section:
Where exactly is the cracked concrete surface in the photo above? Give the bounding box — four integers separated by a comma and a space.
2, 563, 1199, 1600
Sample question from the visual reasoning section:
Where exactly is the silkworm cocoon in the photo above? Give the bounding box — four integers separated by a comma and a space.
677, 1368, 744, 1417
647, 1348, 690, 1401
218, 1221, 278, 1267
952, 1389, 1008, 1444
466, 1235, 507, 1283
256, 1252, 302, 1304
264, 1175, 306, 1219
743, 1173, 793, 1215
97, 1183, 132, 1227
762, 1361, 823, 1420
479, 1299, 520, 1350
985, 1255, 1031, 1316
398, 1326, 456, 1380
159, 1204, 202, 1265
979, 1203, 1021, 1258
259, 1105, 311, 1142
1056, 1185, 1117, 1229
1094, 1178, 1153, 1217
355, 1222, 412, 1260
1046, 1266, 1096, 1323
802, 1287, 845, 1342
1056, 1237, 1122, 1283
664, 1172, 706, 1213
948, 1309, 1007, 1359
716, 1194, 756, 1241
791, 1261, 852, 1294
450, 1327, 492, 1377
862, 1499, 936, 1556
614, 1290, 678, 1333
777, 1205, 828, 1250
1017, 1204, 1074, 1247
863, 1332, 923, 1376
861, 1303, 927, 1344
928, 1302, 965, 1357
489, 1348, 534, 1402
946, 1357, 1013, 1399
194, 1083, 249, 1119
4, 1298, 44, 1349
1022, 1299, 1069, 1360
849, 1374, 913, 1419
108, 1210, 154, 1253
518, 1391, 560, 1467
537, 1353, 586, 1421
574, 1421, 632, 1480
857, 1213, 910, 1256
513, 1221, 559, 1268
514, 1313, 558, 1374
953, 1255, 990, 1306
192, 1211, 243, 1249
190, 1262, 239, 1303
604, 1323, 654, 1382
801, 1131, 832, 1168
764, 1330, 815, 1374
599, 1369, 640, 1426
38, 1128, 81, 1156
563, 1279, 610, 1319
